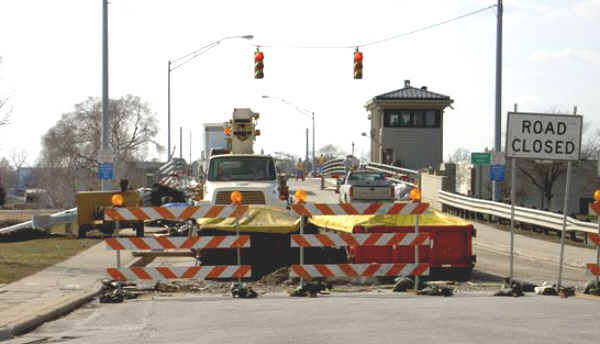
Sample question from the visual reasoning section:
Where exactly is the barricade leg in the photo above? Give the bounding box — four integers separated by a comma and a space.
237, 230, 242, 284
596, 222, 600, 288
115, 221, 121, 268
414, 215, 420, 291
299, 217, 305, 287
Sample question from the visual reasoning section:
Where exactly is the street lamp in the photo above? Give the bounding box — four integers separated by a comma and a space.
361, 132, 383, 163
262, 95, 316, 174
167, 35, 254, 160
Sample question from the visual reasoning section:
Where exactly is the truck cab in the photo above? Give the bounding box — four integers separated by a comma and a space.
202, 108, 288, 207
204, 154, 286, 206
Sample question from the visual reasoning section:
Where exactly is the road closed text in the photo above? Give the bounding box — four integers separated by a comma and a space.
506, 113, 582, 161
511, 120, 576, 154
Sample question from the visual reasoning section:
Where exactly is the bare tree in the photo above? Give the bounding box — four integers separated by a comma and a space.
0, 97, 9, 127
318, 144, 346, 160
446, 147, 471, 163
37, 95, 162, 207
9, 149, 27, 190
0, 57, 10, 127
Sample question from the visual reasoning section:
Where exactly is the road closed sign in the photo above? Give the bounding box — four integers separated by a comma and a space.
506, 112, 582, 161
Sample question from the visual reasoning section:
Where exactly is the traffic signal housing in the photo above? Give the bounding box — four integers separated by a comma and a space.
254, 48, 264, 79
353, 49, 363, 79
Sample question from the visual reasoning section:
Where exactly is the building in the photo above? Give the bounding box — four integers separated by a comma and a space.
365, 80, 454, 170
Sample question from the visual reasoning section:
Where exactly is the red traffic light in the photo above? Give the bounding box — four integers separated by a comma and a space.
254, 48, 264, 79
353, 48, 363, 79
354, 51, 363, 62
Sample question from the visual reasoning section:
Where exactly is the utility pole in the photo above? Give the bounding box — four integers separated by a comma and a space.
305, 128, 309, 165
100, 0, 110, 191
312, 112, 315, 174
492, 0, 503, 201
179, 127, 183, 159
167, 61, 172, 161
352, 142, 355, 156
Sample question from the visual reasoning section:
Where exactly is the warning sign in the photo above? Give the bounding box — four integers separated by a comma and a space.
505, 112, 582, 161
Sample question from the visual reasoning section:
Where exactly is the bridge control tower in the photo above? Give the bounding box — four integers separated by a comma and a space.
365, 80, 454, 170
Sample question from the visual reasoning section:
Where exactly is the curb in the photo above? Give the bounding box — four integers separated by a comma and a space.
0, 284, 104, 341
0, 252, 141, 341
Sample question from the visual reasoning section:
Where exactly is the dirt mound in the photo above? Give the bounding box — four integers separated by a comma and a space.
257, 267, 290, 286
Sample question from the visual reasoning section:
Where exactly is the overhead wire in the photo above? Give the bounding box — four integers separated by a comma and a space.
251, 4, 497, 50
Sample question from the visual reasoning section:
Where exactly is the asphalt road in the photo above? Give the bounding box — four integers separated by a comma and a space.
18, 293, 600, 344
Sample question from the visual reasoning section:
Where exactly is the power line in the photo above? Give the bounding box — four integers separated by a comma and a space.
251, 4, 496, 50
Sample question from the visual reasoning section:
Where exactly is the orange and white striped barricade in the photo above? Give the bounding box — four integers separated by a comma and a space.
103, 203, 251, 282
587, 201, 600, 289
107, 265, 251, 282
585, 233, 600, 288
103, 203, 249, 222
103, 234, 251, 282
290, 201, 431, 287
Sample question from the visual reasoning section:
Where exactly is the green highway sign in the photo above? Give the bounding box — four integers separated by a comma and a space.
471, 152, 491, 165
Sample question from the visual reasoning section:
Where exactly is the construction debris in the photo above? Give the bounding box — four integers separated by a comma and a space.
257, 267, 290, 286
534, 281, 558, 296
231, 282, 258, 298
494, 283, 523, 297
416, 284, 453, 297
289, 281, 332, 297
583, 280, 600, 296
99, 279, 138, 303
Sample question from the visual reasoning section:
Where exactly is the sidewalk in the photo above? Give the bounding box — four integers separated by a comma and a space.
472, 220, 598, 268
0, 241, 136, 341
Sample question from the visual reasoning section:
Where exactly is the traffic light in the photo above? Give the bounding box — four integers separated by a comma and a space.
254, 48, 264, 79
353, 49, 363, 79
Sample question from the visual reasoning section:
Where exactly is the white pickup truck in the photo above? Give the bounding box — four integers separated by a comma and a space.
337, 170, 395, 203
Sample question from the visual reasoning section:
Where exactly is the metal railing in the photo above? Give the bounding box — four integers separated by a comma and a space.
320, 159, 344, 177
439, 190, 597, 235
363, 162, 420, 188
0, 208, 78, 235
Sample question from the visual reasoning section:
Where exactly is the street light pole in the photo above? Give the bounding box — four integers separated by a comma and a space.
312, 112, 315, 172
101, 0, 110, 191
167, 35, 253, 162
492, 0, 503, 201
167, 60, 171, 161
262, 95, 316, 174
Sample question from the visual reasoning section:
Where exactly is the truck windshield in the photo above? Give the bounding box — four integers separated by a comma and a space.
208, 157, 277, 181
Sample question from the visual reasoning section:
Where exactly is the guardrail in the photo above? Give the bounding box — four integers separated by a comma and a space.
365, 161, 419, 176
363, 162, 420, 188
439, 190, 597, 235
0, 207, 78, 235
320, 159, 345, 178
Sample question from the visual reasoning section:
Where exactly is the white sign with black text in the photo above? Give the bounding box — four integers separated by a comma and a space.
505, 112, 582, 161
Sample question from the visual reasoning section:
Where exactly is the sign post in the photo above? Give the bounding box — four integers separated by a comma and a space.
506, 110, 582, 289
472, 152, 491, 198
98, 149, 115, 187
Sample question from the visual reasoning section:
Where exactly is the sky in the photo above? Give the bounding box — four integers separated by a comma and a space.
0, 0, 599, 166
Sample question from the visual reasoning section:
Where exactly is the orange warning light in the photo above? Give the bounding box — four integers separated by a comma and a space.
409, 188, 421, 202
295, 189, 307, 204
231, 191, 243, 205
594, 189, 600, 202
111, 194, 124, 207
